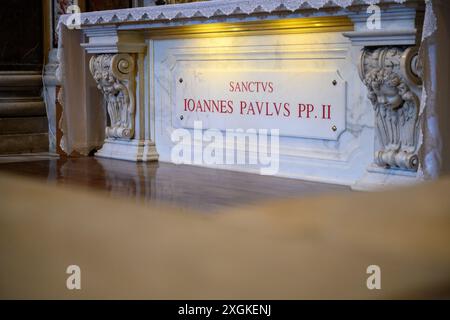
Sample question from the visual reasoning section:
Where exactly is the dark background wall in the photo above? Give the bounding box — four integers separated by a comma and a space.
86, 0, 132, 12
0, 0, 44, 71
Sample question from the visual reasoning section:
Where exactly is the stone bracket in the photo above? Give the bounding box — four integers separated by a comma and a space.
89, 53, 136, 140
83, 27, 158, 162
359, 46, 422, 171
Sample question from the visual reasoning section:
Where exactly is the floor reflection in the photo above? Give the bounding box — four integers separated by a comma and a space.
0, 157, 350, 211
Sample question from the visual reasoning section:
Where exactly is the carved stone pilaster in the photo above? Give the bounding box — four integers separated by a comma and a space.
89, 53, 136, 140
359, 47, 422, 171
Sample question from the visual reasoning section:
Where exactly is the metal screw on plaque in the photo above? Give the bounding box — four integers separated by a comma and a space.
332, 80, 337, 86
180, 115, 184, 120
332, 125, 337, 132
179, 78, 183, 83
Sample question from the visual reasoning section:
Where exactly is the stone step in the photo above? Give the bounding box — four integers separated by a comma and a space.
0, 71, 43, 99
0, 71, 42, 87
0, 133, 48, 154
0, 98, 46, 117
0, 117, 48, 135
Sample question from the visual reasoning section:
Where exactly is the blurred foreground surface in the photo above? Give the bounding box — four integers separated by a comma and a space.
1, 169, 449, 299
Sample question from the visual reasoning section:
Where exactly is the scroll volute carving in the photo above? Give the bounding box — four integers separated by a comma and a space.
359, 47, 422, 171
89, 53, 136, 140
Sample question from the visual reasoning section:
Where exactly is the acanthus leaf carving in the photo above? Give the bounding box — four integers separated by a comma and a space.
89, 53, 136, 140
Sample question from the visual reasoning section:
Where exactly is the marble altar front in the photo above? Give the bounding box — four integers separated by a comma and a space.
57, 0, 432, 190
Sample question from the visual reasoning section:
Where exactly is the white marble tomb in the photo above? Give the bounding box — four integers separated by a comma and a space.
57, 0, 429, 190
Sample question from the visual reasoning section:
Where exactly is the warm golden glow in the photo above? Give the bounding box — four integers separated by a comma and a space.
143, 16, 354, 39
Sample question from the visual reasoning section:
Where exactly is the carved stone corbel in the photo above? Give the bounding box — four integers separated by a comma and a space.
89, 53, 136, 140
359, 47, 422, 171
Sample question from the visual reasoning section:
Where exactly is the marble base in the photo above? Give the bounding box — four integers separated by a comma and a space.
352, 164, 422, 191
95, 138, 159, 162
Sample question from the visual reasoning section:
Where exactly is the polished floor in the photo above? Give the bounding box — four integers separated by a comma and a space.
0, 157, 349, 211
